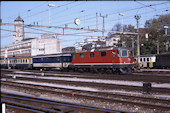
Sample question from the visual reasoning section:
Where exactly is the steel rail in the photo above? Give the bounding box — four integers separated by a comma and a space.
2, 75, 170, 94
1, 81, 170, 112
1, 92, 131, 113
2, 99, 58, 113
1, 80, 169, 104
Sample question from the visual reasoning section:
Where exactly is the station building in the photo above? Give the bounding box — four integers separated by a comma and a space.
0, 16, 61, 60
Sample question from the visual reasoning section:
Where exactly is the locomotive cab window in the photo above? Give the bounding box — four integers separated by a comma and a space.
129, 50, 133, 57
122, 50, 128, 57
101, 52, 106, 57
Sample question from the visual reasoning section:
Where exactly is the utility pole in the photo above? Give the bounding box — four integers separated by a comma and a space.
96, 12, 98, 30
119, 13, 124, 32
157, 30, 159, 54
134, 15, 141, 69
132, 38, 134, 56
48, 4, 55, 25
100, 13, 108, 36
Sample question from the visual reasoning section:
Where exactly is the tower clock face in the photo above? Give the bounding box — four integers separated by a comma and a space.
74, 18, 80, 25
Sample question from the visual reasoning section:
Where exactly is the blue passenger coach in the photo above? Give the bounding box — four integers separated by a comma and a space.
32, 52, 72, 70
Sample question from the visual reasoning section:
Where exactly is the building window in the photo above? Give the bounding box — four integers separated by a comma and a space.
39, 48, 44, 51
101, 52, 106, 56
90, 52, 94, 57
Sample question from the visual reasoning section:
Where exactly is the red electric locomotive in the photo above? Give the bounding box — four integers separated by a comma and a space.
70, 47, 136, 74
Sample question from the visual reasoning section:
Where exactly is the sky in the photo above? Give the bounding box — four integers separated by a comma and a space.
1, 1, 170, 48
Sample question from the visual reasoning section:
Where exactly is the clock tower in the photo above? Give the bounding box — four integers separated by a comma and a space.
13, 16, 24, 43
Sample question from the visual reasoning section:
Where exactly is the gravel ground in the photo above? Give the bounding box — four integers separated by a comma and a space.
2, 88, 170, 113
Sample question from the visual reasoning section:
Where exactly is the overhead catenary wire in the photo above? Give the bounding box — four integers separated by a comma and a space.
1, 1, 76, 24
0, 28, 108, 37
1, 22, 138, 35
25, 25, 94, 36
51, 1, 169, 28
88, 7, 170, 29
1, 7, 168, 40
1, 1, 169, 42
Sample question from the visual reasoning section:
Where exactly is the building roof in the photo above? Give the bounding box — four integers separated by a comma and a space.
140, 54, 156, 57
23, 38, 35, 41
14, 16, 24, 22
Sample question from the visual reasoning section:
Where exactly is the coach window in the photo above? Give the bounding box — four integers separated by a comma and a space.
101, 52, 106, 57
57, 57, 60, 61
90, 52, 94, 57
80, 53, 84, 58
122, 50, 128, 57
140, 58, 143, 62
52, 57, 55, 61
144, 58, 146, 62
46, 58, 49, 61
147, 58, 149, 62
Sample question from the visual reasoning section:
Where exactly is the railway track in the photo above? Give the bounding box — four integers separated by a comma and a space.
1, 69, 170, 112
1, 92, 132, 113
2, 73, 170, 94
1, 80, 170, 113
2, 69, 170, 83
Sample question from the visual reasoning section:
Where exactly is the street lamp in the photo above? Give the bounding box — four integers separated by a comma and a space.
48, 4, 55, 25
119, 13, 124, 32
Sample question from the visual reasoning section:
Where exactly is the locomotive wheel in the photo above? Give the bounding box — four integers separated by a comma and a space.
105, 69, 112, 74
99, 68, 105, 74
119, 68, 132, 74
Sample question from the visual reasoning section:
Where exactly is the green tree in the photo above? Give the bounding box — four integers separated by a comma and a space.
141, 14, 170, 55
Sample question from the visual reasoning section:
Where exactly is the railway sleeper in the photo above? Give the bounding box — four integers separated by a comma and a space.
52, 106, 74, 113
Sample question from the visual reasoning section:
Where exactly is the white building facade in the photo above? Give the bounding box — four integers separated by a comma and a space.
31, 35, 61, 56
105, 35, 121, 47
74, 37, 105, 51
0, 16, 61, 60
1, 36, 61, 59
